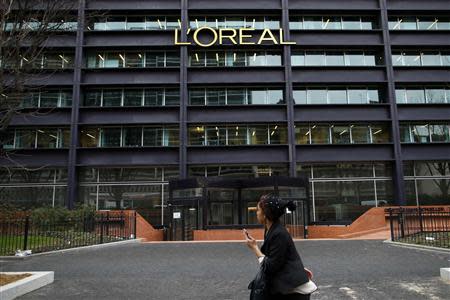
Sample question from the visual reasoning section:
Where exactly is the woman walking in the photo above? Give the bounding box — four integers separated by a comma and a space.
244, 194, 316, 300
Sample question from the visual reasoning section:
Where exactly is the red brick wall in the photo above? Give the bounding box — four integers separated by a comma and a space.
194, 228, 264, 240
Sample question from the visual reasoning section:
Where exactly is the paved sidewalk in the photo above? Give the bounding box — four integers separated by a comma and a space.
1, 240, 449, 299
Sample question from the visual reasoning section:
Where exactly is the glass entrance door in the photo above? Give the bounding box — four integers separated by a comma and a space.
171, 203, 199, 241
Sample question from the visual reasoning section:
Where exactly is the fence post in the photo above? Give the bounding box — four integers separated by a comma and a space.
133, 211, 137, 239
100, 213, 104, 244
389, 209, 394, 241
399, 209, 405, 238
418, 207, 424, 233
23, 216, 30, 251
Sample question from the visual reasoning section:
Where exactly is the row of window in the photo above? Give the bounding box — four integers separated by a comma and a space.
87, 16, 180, 31
190, 16, 280, 29
290, 16, 377, 30
189, 51, 281, 67
80, 127, 179, 148
389, 17, 450, 30
87, 52, 179, 68
1, 53, 74, 69
400, 123, 450, 143
189, 88, 284, 105
84, 88, 179, 107
20, 90, 72, 108
0, 168, 68, 184
291, 51, 383, 66
293, 88, 381, 104
392, 51, 450, 67
395, 87, 450, 104
295, 124, 390, 145
3, 20, 77, 31
189, 124, 287, 146
4, 128, 70, 149
78, 167, 179, 183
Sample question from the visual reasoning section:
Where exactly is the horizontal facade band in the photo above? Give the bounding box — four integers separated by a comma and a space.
187, 146, 289, 164
402, 144, 450, 160
296, 144, 395, 162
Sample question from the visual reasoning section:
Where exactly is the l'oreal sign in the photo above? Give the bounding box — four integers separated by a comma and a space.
174, 28, 296, 47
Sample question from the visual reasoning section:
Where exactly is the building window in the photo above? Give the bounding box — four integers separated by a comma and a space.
293, 87, 382, 104
86, 16, 181, 31
5, 128, 70, 149
389, 16, 450, 30
87, 51, 180, 68
189, 16, 280, 29
189, 51, 282, 67
188, 88, 284, 105
83, 88, 179, 107
392, 51, 450, 66
188, 165, 289, 178
290, 16, 378, 30
292, 51, 383, 66
400, 123, 450, 143
296, 123, 391, 145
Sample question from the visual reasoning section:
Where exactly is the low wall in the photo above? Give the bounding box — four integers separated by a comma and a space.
135, 213, 164, 241
194, 228, 264, 241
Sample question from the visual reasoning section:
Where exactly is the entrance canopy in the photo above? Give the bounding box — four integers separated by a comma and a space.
168, 176, 310, 240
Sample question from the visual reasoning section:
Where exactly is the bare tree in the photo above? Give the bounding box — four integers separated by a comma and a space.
0, 0, 77, 160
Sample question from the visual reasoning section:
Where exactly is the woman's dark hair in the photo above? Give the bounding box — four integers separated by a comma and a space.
258, 193, 296, 222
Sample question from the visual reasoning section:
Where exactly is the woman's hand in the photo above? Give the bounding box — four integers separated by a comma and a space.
243, 229, 257, 250
304, 267, 313, 279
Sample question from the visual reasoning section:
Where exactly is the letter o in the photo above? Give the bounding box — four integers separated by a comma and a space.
193, 27, 218, 48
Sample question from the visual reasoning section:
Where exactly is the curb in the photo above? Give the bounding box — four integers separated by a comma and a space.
0, 271, 54, 300
383, 240, 450, 253
0, 239, 143, 259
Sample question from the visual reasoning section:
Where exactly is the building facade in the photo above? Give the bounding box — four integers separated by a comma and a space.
1, 0, 450, 228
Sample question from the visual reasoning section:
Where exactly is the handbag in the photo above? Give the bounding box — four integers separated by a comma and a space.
248, 260, 270, 300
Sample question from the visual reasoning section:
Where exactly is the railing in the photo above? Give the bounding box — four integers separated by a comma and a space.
388, 207, 450, 249
0, 211, 136, 256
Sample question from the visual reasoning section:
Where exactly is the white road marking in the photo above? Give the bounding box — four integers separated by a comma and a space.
339, 286, 360, 300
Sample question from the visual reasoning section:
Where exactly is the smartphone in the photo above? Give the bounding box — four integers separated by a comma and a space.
243, 229, 251, 239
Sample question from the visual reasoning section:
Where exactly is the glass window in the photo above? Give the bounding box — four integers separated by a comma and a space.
291, 52, 305, 66
400, 17, 417, 30
430, 125, 450, 142
415, 161, 450, 176
247, 17, 264, 29
248, 90, 266, 105
351, 125, 370, 144
310, 125, 330, 144
342, 17, 361, 29
146, 17, 164, 30
104, 52, 124, 68
411, 124, 430, 143
290, 19, 302, 30
426, 88, 446, 104
248, 125, 269, 145
361, 18, 376, 30
164, 89, 180, 106
247, 52, 266, 66
92, 18, 106, 30
370, 125, 390, 143
368, 89, 380, 104
416, 179, 450, 205
166, 17, 180, 30
227, 89, 246, 105
59, 129, 70, 148
40, 91, 59, 107
364, 53, 377, 66
189, 89, 205, 105
123, 89, 142, 106
206, 52, 225, 67
166, 52, 180, 67
143, 127, 163, 146
328, 89, 347, 104
406, 89, 425, 104
43, 53, 63, 69
37, 128, 58, 148
146, 52, 165, 67
106, 17, 126, 30
205, 17, 225, 29
442, 52, 450, 66
395, 89, 407, 104
22, 93, 39, 108
295, 125, 310, 144
307, 89, 327, 104
145, 89, 164, 106
267, 90, 284, 104
3, 131, 15, 149
164, 127, 179, 146
267, 52, 282, 66
60, 91, 72, 107
269, 125, 287, 144
190, 52, 205, 67
322, 16, 341, 30
226, 51, 246, 67
101, 128, 122, 147
303, 17, 322, 29
80, 128, 100, 147
305, 52, 325, 66
226, 16, 245, 29
332, 125, 350, 144
375, 180, 394, 206
293, 89, 307, 104
123, 127, 142, 147
402, 52, 421, 66
345, 52, 365, 66
189, 126, 205, 145
125, 53, 144, 68
126, 17, 145, 30
103, 90, 122, 107
206, 89, 226, 105
228, 125, 247, 145
392, 53, 403, 66
422, 52, 441, 66
399, 124, 412, 143
417, 17, 438, 30
205, 126, 226, 146
325, 52, 345, 66
348, 89, 367, 104
15, 129, 35, 148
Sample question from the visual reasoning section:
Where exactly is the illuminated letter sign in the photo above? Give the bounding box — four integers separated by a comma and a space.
174, 28, 296, 47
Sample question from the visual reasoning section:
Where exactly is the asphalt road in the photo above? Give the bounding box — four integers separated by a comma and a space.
1, 240, 449, 299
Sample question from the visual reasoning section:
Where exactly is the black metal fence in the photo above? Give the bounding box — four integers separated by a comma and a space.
388, 207, 450, 249
0, 211, 137, 256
